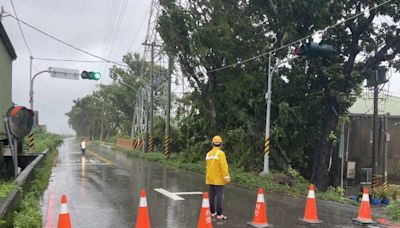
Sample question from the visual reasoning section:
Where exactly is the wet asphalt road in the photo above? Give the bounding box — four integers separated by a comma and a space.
42, 138, 384, 228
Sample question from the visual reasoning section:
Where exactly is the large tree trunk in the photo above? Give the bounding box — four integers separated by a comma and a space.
311, 109, 339, 191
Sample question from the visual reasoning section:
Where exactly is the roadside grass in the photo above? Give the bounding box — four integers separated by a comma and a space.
112, 146, 354, 205
0, 182, 16, 199
24, 127, 63, 153
12, 149, 58, 228
12, 131, 62, 227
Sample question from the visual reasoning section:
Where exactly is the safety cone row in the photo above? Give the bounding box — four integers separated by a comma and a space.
57, 195, 72, 228
197, 192, 213, 228
299, 184, 322, 224
136, 189, 151, 228
247, 188, 272, 228
352, 188, 376, 225
55, 186, 377, 227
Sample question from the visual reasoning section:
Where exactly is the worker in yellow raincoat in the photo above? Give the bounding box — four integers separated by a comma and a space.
205, 135, 230, 220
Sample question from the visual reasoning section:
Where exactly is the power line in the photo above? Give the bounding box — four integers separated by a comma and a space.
206, 0, 395, 73
10, 0, 32, 56
6, 14, 128, 68
33, 57, 125, 64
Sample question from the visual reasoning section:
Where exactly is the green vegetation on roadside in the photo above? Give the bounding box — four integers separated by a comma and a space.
386, 200, 400, 222
24, 127, 63, 153
0, 182, 16, 199
113, 146, 355, 205
11, 130, 62, 228
12, 148, 58, 228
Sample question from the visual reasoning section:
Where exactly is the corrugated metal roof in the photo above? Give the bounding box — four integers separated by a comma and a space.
349, 92, 400, 115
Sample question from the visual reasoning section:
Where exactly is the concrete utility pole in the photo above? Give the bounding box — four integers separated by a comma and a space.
372, 77, 379, 191
164, 57, 173, 158
383, 115, 388, 193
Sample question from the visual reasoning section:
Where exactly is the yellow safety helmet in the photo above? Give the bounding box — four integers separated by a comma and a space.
212, 135, 223, 144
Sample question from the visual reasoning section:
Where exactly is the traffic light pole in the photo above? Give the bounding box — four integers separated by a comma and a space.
261, 53, 297, 176
29, 69, 50, 110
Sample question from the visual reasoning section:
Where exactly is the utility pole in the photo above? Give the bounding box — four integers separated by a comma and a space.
372, 78, 379, 192
383, 114, 388, 193
164, 56, 173, 158
142, 41, 160, 152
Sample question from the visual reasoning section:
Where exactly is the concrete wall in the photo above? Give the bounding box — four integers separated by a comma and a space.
0, 37, 13, 140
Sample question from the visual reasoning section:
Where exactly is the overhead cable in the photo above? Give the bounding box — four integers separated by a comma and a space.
206, 0, 395, 73
7, 14, 128, 68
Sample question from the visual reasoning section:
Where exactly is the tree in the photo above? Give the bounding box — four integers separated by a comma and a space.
249, 0, 400, 190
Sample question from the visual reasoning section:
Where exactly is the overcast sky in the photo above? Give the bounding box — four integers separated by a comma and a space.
1, 0, 400, 135
1, 0, 152, 134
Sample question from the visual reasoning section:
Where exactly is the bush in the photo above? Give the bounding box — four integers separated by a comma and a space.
24, 128, 63, 153
386, 200, 400, 222
0, 182, 16, 199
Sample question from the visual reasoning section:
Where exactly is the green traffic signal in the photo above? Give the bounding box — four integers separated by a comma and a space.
81, 71, 101, 80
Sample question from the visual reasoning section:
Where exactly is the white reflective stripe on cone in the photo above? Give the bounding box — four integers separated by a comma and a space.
202, 199, 210, 208
307, 190, 315, 198
139, 197, 147, 207
257, 194, 265, 203
60, 203, 69, 214
362, 193, 369, 202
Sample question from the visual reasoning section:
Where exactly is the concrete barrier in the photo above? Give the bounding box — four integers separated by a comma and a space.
0, 150, 48, 224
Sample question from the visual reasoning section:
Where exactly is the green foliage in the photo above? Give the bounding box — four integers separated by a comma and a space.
13, 132, 61, 227
13, 150, 57, 228
318, 187, 356, 205
386, 200, 400, 222
24, 127, 63, 153
0, 182, 16, 199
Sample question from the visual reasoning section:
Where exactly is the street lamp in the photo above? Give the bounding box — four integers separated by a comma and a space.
260, 54, 297, 176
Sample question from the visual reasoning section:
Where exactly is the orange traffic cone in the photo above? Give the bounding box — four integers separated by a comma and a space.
299, 184, 322, 224
136, 189, 151, 228
57, 195, 72, 228
197, 192, 212, 228
247, 188, 272, 227
352, 188, 376, 225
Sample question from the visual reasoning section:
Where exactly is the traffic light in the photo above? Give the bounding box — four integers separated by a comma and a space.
81, 71, 101, 80
294, 42, 336, 57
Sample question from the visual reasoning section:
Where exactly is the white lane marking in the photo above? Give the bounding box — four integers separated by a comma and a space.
174, 192, 203, 195
154, 188, 184, 201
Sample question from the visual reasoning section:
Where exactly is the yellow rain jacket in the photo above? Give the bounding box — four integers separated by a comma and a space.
205, 147, 230, 185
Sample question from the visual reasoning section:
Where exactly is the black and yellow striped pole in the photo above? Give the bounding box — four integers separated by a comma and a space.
148, 135, 154, 152
164, 136, 170, 158
164, 56, 173, 159
264, 137, 270, 156
28, 132, 34, 151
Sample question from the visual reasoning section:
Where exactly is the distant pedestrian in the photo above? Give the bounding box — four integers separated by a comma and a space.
205, 135, 230, 220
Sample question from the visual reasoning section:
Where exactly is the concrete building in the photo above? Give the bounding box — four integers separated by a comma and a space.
0, 21, 17, 140
331, 92, 400, 193
0, 21, 17, 179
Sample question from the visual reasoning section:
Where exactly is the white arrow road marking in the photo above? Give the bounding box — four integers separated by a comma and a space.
154, 188, 204, 200
154, 188, 185, 200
